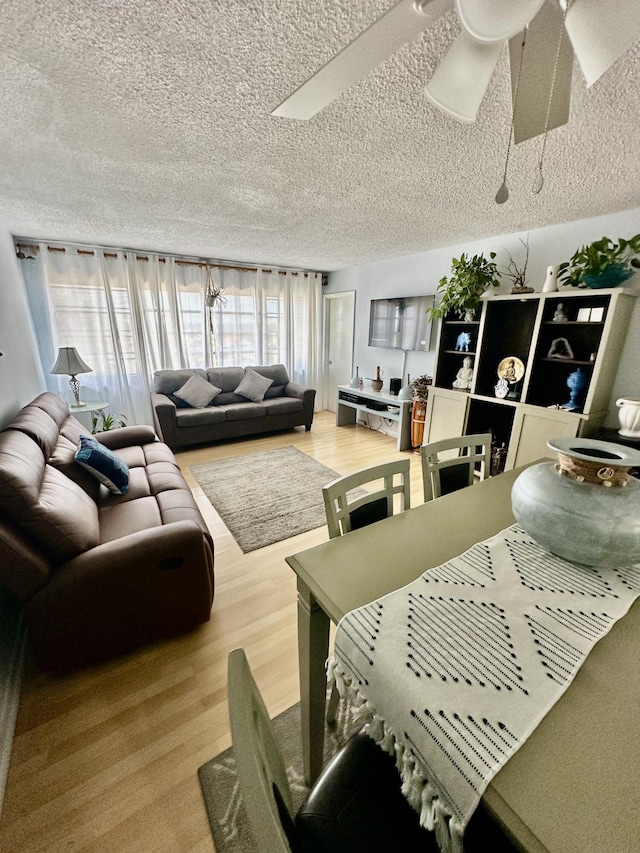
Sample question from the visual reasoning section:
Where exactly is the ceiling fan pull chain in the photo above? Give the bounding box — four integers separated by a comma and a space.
532, 0, 570, 194
495, 27, 527, 204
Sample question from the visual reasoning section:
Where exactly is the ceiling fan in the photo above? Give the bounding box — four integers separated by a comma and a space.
272, 0, 640, 144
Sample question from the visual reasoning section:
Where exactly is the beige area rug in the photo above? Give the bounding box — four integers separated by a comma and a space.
190, 446, 341, 553
197, 700, 356, 853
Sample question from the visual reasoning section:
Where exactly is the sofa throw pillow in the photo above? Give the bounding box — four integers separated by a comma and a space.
174, 374, 222, 408
75, 434, 130, 495
234, 368, 274, 403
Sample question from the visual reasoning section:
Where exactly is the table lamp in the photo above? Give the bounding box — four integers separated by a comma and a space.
50, 347, 92, 407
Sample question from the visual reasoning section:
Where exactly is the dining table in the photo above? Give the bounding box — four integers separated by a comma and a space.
285, 462, 640, 853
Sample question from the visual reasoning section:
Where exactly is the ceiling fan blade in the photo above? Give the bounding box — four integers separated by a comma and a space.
564, 0, 640, 88
271, 0, 453, 120
455, 0, 545, 43
425, 29, 503, 122
510, 2, 573, 144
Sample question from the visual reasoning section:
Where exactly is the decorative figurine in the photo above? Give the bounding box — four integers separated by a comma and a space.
496, 356, 525, 399
552, 302, 568, 322
565, 367, 587, 411
494, 378, 509, 399
455, 331, 471, 352
452, 356, 473, 391
547, 337, 574, 359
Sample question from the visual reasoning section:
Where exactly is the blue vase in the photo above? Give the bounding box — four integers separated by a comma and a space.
565, 367, 587, 411
582, 263, 632, 289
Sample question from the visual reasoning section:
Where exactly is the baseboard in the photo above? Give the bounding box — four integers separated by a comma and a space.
0, 591, 26, 819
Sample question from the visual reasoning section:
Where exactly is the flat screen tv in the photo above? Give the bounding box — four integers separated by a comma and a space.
368, 295, 434, 351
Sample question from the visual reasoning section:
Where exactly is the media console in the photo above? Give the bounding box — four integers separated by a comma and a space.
336, 384, 412, 452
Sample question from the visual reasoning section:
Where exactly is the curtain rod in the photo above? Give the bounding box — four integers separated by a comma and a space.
15, 242, 316, 277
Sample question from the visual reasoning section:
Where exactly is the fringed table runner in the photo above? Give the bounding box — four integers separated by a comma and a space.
328, 524, 640, 853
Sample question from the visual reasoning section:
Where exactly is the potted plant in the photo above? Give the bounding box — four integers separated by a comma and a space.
500, 236, 534, 294
409, 374, 432, 452
428, 252, 500, 321
558, 234, 640, 289
91, 411, 127, 434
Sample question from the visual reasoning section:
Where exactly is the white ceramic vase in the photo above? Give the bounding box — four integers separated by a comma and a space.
617, 397, 640, 437
511, 437, 640, 567
542, 264, 559, 292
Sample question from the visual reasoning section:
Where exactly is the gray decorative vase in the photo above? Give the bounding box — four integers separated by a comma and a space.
511, 437, 640, 567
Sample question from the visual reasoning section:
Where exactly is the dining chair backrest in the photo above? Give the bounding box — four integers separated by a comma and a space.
421, 433, 492, 502
322, 459, 411, 539
228, 648, 444, 853
227, 648, 295, 853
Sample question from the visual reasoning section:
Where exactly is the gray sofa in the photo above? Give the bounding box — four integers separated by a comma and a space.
151, 364, 316, 450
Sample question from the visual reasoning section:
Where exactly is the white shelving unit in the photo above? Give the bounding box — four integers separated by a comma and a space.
425, 287, 636, 470
335, 385, 412, 451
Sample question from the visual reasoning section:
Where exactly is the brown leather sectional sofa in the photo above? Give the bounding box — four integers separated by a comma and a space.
151, 364, 316, 450
0, 393, 214, 671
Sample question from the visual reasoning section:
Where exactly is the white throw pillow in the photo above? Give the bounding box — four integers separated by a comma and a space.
174, 374, 222, 408
234, 368, 274, 403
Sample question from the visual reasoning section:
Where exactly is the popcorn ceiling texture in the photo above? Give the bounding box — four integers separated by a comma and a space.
0, 0, 639, 271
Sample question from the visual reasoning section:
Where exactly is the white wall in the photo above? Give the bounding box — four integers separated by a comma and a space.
0, 226, 41, 817
0, 226, 45, 427
326, 208, 640, 427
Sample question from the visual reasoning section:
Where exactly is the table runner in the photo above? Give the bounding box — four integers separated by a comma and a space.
328, 523, 640, 853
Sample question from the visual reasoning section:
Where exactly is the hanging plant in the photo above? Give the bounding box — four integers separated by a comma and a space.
205, 266, 227, 364
205, 266, 227, 308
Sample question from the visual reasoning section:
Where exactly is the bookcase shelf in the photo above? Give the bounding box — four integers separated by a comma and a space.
425, 288, 635, 471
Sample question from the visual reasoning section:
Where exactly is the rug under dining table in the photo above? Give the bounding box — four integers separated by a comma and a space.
329, 523, 640, 853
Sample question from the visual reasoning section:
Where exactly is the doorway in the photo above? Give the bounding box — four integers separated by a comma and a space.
323, 292, 355, 413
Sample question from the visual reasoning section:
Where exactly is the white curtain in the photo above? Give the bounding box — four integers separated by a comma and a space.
22, 242, 323, 424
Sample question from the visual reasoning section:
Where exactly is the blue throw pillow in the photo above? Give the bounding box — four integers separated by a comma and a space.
75, 434, 130, 495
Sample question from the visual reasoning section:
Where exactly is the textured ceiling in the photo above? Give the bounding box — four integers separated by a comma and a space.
1, 0, 639, 271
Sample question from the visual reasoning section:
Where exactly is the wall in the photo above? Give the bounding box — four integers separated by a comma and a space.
0, 226, 45, 425
0, 225, 43, 816
326, 207, 640, 427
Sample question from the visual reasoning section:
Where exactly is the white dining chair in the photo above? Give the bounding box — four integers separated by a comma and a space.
421, 433, 492, 502
322, 458, 411, 539
227, 648, 436, 853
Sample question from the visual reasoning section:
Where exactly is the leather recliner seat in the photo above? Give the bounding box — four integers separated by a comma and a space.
0, 393, 214, 671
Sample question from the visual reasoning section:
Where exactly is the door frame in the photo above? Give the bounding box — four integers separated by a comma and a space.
323, 291, 356, 411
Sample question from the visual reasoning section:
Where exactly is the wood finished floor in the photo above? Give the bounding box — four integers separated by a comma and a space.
0, 412, 428, 853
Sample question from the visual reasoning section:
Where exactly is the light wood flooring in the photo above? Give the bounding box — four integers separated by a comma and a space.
0, 412, 427, 853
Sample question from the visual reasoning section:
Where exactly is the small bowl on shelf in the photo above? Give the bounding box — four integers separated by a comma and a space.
387, 405, 400, 414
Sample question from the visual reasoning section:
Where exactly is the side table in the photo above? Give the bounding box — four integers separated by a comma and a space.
68, 401, 110, 432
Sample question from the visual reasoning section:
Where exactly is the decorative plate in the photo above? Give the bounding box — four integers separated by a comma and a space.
497, 356, 525, 384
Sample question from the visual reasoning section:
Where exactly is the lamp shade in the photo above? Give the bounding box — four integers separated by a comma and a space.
50, 347, 92, 376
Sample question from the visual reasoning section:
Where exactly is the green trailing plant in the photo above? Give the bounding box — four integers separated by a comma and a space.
92, 411, 127, 434
558, 234, 640, 287
427, 252, 500, 320
410, 374, 432, 402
